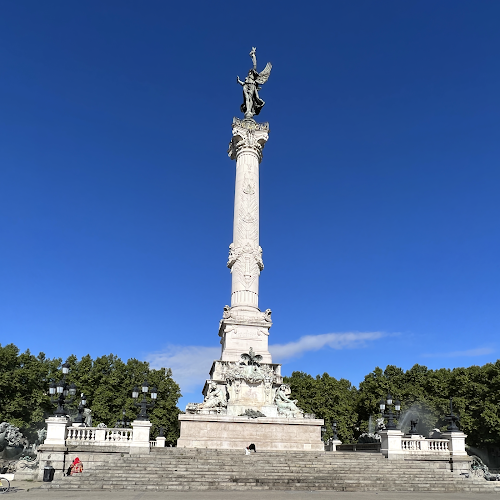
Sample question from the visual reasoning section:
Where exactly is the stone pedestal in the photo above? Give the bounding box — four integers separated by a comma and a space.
178, 414, 324, 451
130, 420, 152, 454
379, 429, 404, 459
44, 416, 69, 446
156, 436, 166, 447
442, 431, 468, 457
330, 439, 342, 452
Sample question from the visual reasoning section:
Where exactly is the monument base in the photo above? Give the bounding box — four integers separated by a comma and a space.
177, 413, 324, 451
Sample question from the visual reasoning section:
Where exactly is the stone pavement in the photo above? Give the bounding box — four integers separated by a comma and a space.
7, 481, 500, 500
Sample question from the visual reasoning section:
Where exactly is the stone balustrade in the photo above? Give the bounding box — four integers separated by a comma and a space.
66, 426, 133, 446
380, 429, 467, 459
401, 437, 449, 453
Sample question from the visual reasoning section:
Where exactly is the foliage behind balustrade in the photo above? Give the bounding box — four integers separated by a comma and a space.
0, 344, 181, 446
285, 360, 500, 450
3, 341, 500, 450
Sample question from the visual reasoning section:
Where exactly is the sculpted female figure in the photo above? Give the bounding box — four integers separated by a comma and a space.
236, 48, 272, 119
275, 385, 303, 417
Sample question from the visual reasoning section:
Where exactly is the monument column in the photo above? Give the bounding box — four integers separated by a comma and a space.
227, 118, 268, 310
219, 118, 272, 363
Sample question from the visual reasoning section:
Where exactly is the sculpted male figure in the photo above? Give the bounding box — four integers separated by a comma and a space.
236, 47, 272, 119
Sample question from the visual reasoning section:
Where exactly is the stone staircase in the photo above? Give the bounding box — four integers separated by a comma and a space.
42, 448, 500, 492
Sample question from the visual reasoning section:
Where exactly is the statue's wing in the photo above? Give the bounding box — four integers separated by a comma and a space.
255, 62, 272, 85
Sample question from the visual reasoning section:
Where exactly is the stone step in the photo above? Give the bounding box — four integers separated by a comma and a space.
42, 447, 494, 493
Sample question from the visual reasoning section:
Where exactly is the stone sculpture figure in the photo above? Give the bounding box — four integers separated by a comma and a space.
199, 382, 227, 409
0, 422, 28, 459
83, 408, 92, 427
236, 47, 272, 119
240, 347, 262, 367
275, 385, 304, 418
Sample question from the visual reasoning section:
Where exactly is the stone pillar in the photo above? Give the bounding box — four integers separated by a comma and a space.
37, 417, 70, 480
227, 117, 268, 311
330, 439, 342, 452
156, 436, 166, 447
442, 431, 468, 457
130, 420, 152, 454
94, 427, 106, 444
220, 117, 272, 363
44, 416, 69, 446
379, 429, 404, 459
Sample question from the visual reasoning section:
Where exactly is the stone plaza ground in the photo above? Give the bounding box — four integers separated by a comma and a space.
7, 481, 500, 500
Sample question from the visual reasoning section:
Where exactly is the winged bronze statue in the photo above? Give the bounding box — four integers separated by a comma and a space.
236, 47, 272, 119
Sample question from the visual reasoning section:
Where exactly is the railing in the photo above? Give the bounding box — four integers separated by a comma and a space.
401, 438, 449, 454
104, 429, 133, 443
66, 426, 133, 447
67, 427, 96, 442
336, 443, 381, 453
150, 440, 157, 447
428, 439, 449, 452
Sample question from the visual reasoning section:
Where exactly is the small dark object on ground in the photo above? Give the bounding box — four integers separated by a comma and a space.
43, 466, 55, 482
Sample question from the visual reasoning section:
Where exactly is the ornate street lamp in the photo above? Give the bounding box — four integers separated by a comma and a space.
379, 393, 401, 430
73, 394, 87, 424
331, 420, 338, 441
445, 397, 460, 432
116, 409, 131, 428
49, 362, 77, 417
132, 378, 158, 421
321, 425, 327, 442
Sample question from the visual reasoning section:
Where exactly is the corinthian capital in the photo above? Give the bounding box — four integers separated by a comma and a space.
228, 117, 270, 161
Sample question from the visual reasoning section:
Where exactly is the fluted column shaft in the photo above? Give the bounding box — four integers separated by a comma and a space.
227, 118, 269, 310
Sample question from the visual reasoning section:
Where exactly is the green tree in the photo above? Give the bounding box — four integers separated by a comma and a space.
284, 371, 358, 443
0, 344, 61, 440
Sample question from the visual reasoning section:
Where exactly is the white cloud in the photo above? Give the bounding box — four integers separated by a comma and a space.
423, 347, 494, 358
145, 332, 386, 395
145, 345, 220, 393
270, 331, 387, 361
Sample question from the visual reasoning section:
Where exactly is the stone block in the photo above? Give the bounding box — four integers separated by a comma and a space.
177, 414, 324, 451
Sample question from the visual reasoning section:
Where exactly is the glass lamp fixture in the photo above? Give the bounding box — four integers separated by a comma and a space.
132, 386, 139, 399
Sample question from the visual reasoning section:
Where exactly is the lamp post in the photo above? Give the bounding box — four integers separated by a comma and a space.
48, 362, 77, 417
379, 393, 401, 430
321, 425, 327, 442
73, 393, 87, 424
331, 420, 338, 441
445, 397, 460, 432
132, 378, 158, 421
116, 409, 131, 428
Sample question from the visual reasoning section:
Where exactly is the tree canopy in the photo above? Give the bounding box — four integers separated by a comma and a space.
285, 360, 500, 450
0, 344, 181, 445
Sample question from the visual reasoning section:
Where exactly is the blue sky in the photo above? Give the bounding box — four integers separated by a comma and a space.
1, 1, 499, 409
